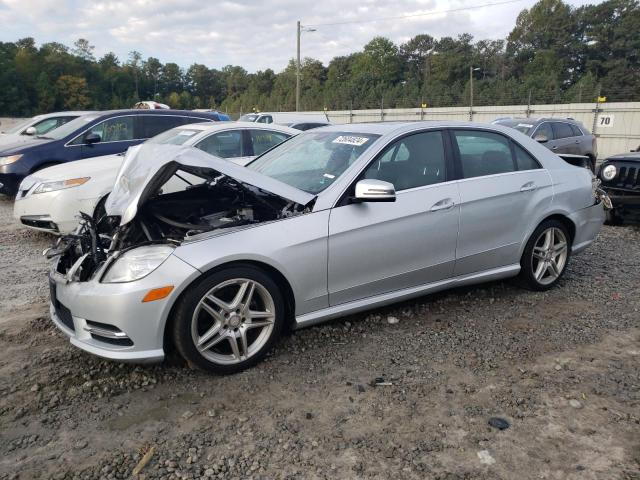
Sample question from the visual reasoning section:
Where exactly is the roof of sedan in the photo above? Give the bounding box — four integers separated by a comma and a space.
314, 121, 509, 135
174, 121, 299, 133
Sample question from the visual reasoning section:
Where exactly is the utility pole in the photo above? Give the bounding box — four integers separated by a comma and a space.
296, 20, 301, 112
469, 66, 480, 121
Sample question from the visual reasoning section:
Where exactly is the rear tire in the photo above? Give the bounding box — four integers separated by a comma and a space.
172, 265, 285, 375
518, 220, 571, 291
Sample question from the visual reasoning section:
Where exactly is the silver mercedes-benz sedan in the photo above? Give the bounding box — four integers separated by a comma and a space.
47, 121, 607, 374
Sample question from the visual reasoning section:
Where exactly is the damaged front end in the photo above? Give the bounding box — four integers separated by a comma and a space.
46, 145, 315, 282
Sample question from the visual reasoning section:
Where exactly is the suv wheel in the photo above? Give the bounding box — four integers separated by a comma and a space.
519, 220, 571, 291
172, 266, 285, 374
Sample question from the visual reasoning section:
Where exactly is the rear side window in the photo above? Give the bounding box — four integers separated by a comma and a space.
250, 130, 290, 156
513, 143, 541, 171
195, 131, 244, 158
140, 115, 185, 139
553, 122, 575, 139
453, 130, 516, 179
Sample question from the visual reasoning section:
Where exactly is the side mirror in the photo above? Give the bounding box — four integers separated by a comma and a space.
533, 133, 548, 143
24, 126, 37, 136
84, 132, 101, 144
353, 179, 396, 203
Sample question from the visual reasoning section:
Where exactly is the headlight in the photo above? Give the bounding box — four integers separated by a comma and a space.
102, 245, 174, 283
33, 177, 90, 194
0, 154, 23, 166
601, 164, 617, 181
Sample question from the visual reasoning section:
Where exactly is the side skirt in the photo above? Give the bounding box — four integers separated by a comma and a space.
294, 264, 521, 329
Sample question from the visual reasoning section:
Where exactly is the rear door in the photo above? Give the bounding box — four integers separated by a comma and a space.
328, 130, 460, 305
451, 129, 552, 276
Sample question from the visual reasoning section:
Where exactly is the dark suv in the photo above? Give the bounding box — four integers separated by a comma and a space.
597, 151, 640, 224
493, 117, 597, 171
0, 109, 229, 196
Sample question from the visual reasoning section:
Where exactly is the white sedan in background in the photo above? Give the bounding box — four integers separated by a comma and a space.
0, 111, 93, 145
13, 122, 297, 234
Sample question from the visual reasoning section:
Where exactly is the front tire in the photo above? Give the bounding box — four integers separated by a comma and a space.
519, 220, 571, 291
172, 266, 285, 374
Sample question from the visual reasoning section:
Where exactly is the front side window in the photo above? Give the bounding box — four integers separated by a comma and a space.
248, 131, 380, 194
363, 131, 447, 190
71, 116, 135, 144
453, 130, 516, 179
250, 130, 290, 156
195, 130, 243, 158
534, 122, 554, 140
239, 114, 258, 122
553, 122, 575, 139
256, 115, 273, 124
140, 115, 184, 138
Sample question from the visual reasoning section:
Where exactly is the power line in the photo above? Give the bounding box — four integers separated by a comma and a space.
305, 0, 529, 28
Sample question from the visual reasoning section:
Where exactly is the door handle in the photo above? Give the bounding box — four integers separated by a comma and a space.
430, 198, 455, 212
520, 182, 537, 192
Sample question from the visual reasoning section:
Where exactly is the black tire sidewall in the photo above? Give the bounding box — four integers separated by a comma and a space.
519, 220, 571, 291
172, 265, 285, 374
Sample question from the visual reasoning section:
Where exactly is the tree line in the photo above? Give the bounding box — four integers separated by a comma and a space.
0, 0, 638, 117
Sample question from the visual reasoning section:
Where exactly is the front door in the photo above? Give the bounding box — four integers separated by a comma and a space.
328, 130, 460, 306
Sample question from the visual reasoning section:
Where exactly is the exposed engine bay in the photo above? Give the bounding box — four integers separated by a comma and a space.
48, 167, 311, 281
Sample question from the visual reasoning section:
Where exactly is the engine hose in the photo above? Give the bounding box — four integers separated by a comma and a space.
153, 212, 205, 230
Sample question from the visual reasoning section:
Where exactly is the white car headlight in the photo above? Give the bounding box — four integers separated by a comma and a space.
601, 165, 617, 181
102, 245, 174, 283
0, 154, 23, 166
33, 177, 90, 194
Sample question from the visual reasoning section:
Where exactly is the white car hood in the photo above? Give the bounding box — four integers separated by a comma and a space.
19, 154, 124, 192
106, 144, 315, 226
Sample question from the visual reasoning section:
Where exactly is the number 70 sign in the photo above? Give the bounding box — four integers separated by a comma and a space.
598, 114, 614, 128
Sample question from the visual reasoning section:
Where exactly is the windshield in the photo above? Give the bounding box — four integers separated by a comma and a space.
239, 114, 258, 122
247, 131, 380, 194
147, 127, 202, 145
4, 118, 34, 134
495, 120, 534, 135
44, 114, 100, 140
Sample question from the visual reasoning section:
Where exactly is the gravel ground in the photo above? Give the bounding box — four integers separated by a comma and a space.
0, 195, 638, 480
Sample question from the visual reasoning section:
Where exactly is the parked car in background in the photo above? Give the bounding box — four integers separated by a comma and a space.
0, 109, 229, 196
288, 121, 331, 131
492, 117, 597, 171
134, 101, 170, 110
239, 112, 328, 125
0, 111, 92, 145
47, 121, 606, 373
14, 122, 297, 233
597, 151, 640, 224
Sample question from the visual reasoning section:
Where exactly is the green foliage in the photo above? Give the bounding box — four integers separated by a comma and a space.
0, 0, 638, 116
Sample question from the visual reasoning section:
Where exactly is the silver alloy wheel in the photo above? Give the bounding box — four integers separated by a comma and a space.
531, 227, 568, 285
191, 278, 276, 365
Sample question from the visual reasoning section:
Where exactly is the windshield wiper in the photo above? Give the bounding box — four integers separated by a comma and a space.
36, 135, 53, 140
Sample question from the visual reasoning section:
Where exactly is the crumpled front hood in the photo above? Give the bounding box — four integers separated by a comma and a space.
105, 144, 315, 226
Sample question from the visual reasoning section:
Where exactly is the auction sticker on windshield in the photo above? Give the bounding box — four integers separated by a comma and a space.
333, 135, 369, 146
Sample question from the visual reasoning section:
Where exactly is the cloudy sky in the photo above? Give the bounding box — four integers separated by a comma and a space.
0, 0, 600, 72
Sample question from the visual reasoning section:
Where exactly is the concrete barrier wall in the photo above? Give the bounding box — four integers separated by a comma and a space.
0, 117, 28, 132
307, 102, 640, 159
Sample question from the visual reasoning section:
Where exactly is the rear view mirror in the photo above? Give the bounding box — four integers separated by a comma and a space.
85, 133, 101, 144
25, 126, 37, 135
533, 133, 548, 143
353, 179, 396, 202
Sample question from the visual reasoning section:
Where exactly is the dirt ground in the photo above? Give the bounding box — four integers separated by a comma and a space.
0, 195, 638, 480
